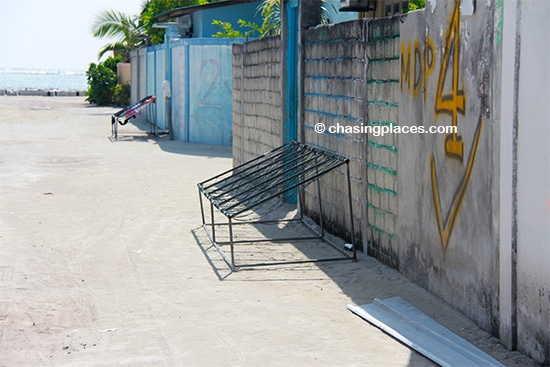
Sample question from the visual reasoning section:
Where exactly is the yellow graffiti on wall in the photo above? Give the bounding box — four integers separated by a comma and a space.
424, 37, 435, 100
431, 118, 483, 249
401, 42, 411, 92
400, 36, 435, 100
430, 0, 483, 249
400, 0, 483, 249
435, 0, 465, 161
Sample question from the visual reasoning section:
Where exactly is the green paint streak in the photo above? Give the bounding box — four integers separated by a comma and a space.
368, 182, 396, 196
367, 79, 400, 84
367, 162, 397, 176
367, 201, 396, 216
368, 140, 397, 152
367, 100, 399, 108
495, 0, 504, 47
368, 56, 400, 62
367, 223, 396, 238
369, 33, 400, 41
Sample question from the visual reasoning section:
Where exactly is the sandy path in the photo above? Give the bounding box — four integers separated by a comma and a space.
0, 96, 537, 367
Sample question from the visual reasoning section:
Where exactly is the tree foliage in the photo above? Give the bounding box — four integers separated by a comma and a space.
212, 0, 336, 39
113, 83, 131, 106
212, 19, 253, 39
140, 0, 208, 44
91, 0, 212, 58
91, 9, 145, 61
85, 56, 122, 106
407, 0, 426, 12
212, 0, 280, 39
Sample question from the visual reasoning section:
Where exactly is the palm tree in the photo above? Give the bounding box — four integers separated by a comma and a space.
255, 0, 281, 38
213, 0, 336, 39
91, 9, 145, 61
260, 0, 336, 36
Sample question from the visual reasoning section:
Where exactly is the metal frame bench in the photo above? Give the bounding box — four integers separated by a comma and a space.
197, 141, 356, 271
111, 95, 157, 141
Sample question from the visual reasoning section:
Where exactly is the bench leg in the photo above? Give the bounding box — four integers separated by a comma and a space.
228, 217, 236, 272
346, 163, 357, 261
210, 203, 216, 243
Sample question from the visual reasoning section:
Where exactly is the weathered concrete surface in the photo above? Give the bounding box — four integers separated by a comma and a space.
398, 2, 500, 337
513, 0, 550, 364
0, 96, 538, 367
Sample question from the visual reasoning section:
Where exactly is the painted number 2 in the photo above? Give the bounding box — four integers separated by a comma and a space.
199, 59, 222, 109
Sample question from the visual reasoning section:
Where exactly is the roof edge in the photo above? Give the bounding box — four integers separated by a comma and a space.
156, 0, 259, 22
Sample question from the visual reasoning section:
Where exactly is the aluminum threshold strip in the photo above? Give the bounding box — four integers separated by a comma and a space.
347, 297, 505, 367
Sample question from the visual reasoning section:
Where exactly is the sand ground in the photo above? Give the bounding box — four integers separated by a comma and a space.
0, 96, 539, 366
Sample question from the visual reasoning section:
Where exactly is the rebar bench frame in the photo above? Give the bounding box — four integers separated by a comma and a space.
197, 141, 356, 271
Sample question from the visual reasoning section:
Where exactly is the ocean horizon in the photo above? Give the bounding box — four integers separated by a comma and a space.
0, 68, 87, 91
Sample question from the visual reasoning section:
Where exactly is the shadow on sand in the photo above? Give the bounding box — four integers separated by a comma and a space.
110, 117, 232, 159
111, 114, 530, 367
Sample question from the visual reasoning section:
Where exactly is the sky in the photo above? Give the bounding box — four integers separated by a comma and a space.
0, 0, 144, 71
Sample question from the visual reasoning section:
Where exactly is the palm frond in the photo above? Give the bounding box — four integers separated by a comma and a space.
91, 9, 141, 41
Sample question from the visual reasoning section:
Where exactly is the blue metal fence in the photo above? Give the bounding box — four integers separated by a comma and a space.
145, 38, 246, 146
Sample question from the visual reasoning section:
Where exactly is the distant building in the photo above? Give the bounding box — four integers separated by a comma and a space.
156, 0, 262, 39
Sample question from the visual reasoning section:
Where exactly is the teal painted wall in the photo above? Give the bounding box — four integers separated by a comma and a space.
147, 38, 244, 145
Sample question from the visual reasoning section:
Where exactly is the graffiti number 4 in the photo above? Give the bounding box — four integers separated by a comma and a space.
435, 1, 465, 161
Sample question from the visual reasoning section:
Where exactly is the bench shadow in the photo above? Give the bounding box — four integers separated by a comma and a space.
191, 227, 233, 281
111, 117, 232, 159
190, 217, 350, 283
188, 201, 531, 367
190, 203, 356, 281
110, 113, 536, 367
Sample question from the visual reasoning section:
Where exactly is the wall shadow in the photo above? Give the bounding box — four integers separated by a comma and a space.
110, 116, 535, 367
112, 117, 232, 159
190, 199, 533, 367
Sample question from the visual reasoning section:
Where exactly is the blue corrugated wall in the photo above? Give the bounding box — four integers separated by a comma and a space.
146, 38, 245, 146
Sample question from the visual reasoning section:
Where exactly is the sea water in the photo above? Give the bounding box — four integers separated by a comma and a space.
0, 68, 87, 91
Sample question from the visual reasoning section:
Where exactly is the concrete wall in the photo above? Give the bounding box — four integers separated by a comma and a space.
230, 2, 548, 363
398, 1, 499, 335
116, 63, 131, 85
301, 20, 369, 251
516, 25, 550, 367
130, 48, 147, 105
363, 18, 401, 264
506, 0, 550, 363
232, 19, 400, 251
232, 36, 283, 166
